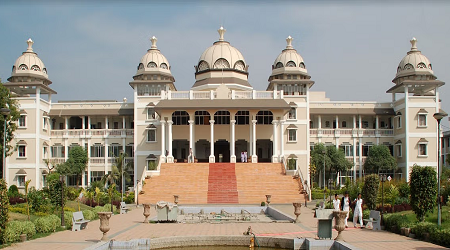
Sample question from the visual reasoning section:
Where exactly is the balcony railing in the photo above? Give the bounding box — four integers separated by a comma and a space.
90, 158, 105, 164
163, 90, 284, 100
50, 129, 134, 137
310, 128, 394, 137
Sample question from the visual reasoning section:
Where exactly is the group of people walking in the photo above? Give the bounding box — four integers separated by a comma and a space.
240, 150, 248, 162
332, 192, 364, 228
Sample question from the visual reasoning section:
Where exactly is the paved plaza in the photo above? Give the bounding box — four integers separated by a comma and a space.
3, 204, 447, 250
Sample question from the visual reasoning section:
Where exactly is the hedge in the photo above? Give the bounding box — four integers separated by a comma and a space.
82, 210, 96, 220
3, 221, 36, 243
34, 215, 61, 233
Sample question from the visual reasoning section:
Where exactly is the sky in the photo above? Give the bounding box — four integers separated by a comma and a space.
1, 1, 450, 129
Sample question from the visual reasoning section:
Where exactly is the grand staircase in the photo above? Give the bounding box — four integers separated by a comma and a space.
138, 162, 305, 204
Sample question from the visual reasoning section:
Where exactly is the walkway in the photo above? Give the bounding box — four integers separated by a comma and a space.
3, 204, 447, 250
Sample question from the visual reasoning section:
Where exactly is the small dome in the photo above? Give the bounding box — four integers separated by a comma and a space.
395, 38, 433, 79
272, 36, 307, 73
11, 38, 49, 80
137, 36, 171, 74
197, 27, 247, 73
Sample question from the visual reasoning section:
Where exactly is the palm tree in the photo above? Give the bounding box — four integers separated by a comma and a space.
101, 165, 120, 189
83, 189, 94, 207
113, 152, 133, 197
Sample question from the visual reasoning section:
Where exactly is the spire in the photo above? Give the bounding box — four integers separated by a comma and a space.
410, 37, 418, 51
218, 26, 226, 41
26, 38, 34, 52
286, 36, 294, 49
150, 36, 158, 50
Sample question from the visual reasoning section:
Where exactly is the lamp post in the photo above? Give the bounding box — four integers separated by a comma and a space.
119, 149, 124, 203
1, 108, 10, 180
381, 174, 386, 224
322, 149, 326, 202
434, 111, 448, 227
59, 174, 65, 227
136, 180, 140, 207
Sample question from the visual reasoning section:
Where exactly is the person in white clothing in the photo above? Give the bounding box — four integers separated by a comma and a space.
340, 191, 350, 228
333, 194, 341, 211
353, 193, 364, 228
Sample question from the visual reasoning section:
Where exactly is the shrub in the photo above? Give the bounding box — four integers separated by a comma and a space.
82, 210, 96, 220
124, 192, 135, 204
363, 174, 379, 210
34, 212, 49, 217
410, 165, 437, 221
3, 220, 36, 243
34, 215, 61, 233
430, 229, 450, 247
8, 185, 20, 198
9, 196, 26, 205
103, 204, 117, 213
64, 211, 73, 229
0, 179, 9, 244
383, 213, 411, 234
64, 206, 75, 212
47, 173, 66, 209
93, 205, 108, 214
260, 201, 265, 206
397, 182, 410, 199
27, 187, 49, 213
9, 206, 27, 214
65, 187, 81, 201
412, 222, 437, 240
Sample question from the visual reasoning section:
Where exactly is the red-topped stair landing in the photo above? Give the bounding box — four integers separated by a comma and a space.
207, 163, 239, 203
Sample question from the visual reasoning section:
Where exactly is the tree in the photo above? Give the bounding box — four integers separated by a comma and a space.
101, 165, 119, 188
410, 165, 437, 221
363, 174, 379, 210
364, 145, 397, 174
55, 146, 88, 186
0, 81, 20, 177
0, 179, 9, 244
113, 152, 133, 197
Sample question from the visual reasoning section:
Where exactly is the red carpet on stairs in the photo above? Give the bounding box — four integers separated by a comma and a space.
207, 163, 239, 203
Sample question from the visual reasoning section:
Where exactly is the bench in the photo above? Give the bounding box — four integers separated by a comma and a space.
120, 202, 129, 214
72, 211, 90, 231
363, 210, 381, 230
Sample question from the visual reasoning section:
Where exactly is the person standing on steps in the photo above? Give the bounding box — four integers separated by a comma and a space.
244, 150, 248, 162
341, 191, 350, 228
241, 151, 245, 162
353, 193, 364, 228
188, 148, 194, 163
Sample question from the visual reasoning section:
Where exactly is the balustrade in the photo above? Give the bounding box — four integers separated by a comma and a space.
90, 158, 105, 164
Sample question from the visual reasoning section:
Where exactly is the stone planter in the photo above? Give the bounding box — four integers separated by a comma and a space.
97, 212, 112, 241
174, 195, 179, 205
400, 227, 405, 235
292, 203, 302, 223
265, 195, 271, 206
404, 228, 411, 237
19, 233, 27, 242
333, 211, 348, 241
143, 203, 152, 223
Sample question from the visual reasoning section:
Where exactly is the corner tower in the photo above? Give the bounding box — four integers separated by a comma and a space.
192, 27, 252, 91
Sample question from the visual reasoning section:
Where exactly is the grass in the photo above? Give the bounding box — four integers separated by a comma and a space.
389, 205, 450, 229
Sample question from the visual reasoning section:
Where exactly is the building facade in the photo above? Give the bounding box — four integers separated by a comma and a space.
2, 28, 446, 192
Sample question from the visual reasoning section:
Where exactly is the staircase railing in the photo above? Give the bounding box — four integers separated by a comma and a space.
282, 156, 310, 198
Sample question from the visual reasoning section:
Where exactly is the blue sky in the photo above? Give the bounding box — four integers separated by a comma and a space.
1, 1, 450, 127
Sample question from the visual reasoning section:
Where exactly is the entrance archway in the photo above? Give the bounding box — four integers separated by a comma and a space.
172, 139, 189, 162
256, 139, 272, 162
215, 140, 230, 162
235, 139, 248, 162
195, 139, 210, 162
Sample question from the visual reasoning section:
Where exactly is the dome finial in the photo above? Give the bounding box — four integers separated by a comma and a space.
286, 36, 293, 49
410, 37, 418, 51
218, 26, 226, 41
26, 38, 34, 52
150, 36, 158, 49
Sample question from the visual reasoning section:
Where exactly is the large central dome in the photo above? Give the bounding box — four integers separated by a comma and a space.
197, 27, 247, 73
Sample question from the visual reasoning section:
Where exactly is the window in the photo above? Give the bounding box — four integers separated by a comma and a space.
325, 121, 330, 128
147, 129, 156, 142
17, 176, 26, 187
214, 111, 230, 125
195, 111, 210, 125
59, 123, 64, 129
43, 147, 48, 159
42, 174, 47, 187
43, 118, 47, 130
90, 171, 104, 183
256, 111, 273, 124
396, 144, 402, 157
147, 108, 156, 120
90, 144, 105, 157
18, 115, 26, 127
18, 146, 26, 157
172, 111, 189, 125
341, 121, 347, 128
113, 122, 119, 129
418, 141, 428, 157
362, 144, 372, 157
109, 144, 122, 157
147, 159, 157, 170
51, 145, 65, 158
418, 114, 427, 127
339, 144, 353, 157
288, 129, 297, 142
362, 121, 369, 128
397, 116, 402, 128
288, 108, 296, 120
235, 111, 249, 125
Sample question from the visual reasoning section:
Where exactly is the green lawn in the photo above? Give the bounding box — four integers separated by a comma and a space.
389, 205, 450, 229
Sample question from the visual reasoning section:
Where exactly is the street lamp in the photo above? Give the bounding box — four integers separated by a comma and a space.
434, 111, 448, 227
381, 174, 387, 223
1, 108, 10, 180
59, 174, 65, 227
322, 149, 326, 202
119, 149, 124, 203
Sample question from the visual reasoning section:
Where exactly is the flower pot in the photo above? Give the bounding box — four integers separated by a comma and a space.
292, 203, 302, 223
404, 228, 411, 237
143, 203, 151, 223
19, 234, 27, 242
97, 212, 113, 241
333, 211, 348, 241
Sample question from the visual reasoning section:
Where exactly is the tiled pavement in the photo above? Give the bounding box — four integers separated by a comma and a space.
4, 204, 447, 250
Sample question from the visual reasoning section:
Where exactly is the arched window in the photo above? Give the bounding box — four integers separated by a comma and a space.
198, 61, 209, 71
286, 61, 296, 67
404, 63, 413, 70
172, 111, 189, 125
234, 61, 245, 71
342, 121, 347, 128
147, 62, 157, 68
195, 111, 210, 125
214, 111, 230, 124
428, 64, 432, 70
18, 64, 28, 70
299, 62, 306, 69
138, 63, 144, 70
43, 68, 47, 74
275, 62, 283, 69
213, 58, 230, 69
256, 111, 273, 125
235, 111, 249, 125
31, 65, 40, 71
417, 63, 426, 69
160, 63, 168, 69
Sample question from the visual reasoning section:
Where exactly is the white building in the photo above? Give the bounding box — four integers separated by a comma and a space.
2, 28, 445, 192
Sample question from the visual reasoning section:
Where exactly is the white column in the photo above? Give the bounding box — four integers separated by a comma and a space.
82, 116, 85, 130
359, 139, 363, 178
252, 119, 257, 163
104, 139, 109, 174
122, 116, 126, 129
279, 120, 285, 160
230, 120, 236, 163
105, 116, 109, 129
318, 115, 322, 143
160, 120, 166, 163
249, 116, 253, 157
167, 120, 173, 163
335, 115, 339, 149
318, 115, 322, 128
404, 85, 410, 182
209, 120, 215, 163
353, 115, 356, 128
358, 115, 362, 129
35, 87, 41, 189
376, 115, 380, 145
353, 138, 357, 182
335, 115, 339, 129
65, 117, 68, 130
87, 138, 91, 186
88, 116, 91, 130
272, 120, 278, 162
189, 120, 194, 152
